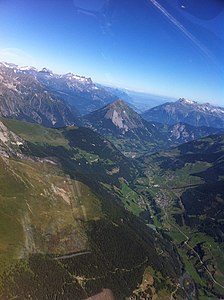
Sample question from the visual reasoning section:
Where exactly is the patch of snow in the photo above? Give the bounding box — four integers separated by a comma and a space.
182, 99, 195, 105
18, 66, 38, 72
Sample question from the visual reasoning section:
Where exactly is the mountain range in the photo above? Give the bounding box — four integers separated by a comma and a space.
142, 98, 224, 128
84, 99, 224, 157
1, 61, 224, 136
0, 62, 81, 127
0, 62, 118, 121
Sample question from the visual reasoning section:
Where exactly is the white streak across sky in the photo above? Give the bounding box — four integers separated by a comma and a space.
148, 0, 216, 65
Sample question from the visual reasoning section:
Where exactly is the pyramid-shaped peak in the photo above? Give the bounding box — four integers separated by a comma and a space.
85, 98, 145, 132
107, 99, 136, 113
109, 98, 128, 107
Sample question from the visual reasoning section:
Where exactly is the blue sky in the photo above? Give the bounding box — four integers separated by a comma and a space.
0, 0, 223, 105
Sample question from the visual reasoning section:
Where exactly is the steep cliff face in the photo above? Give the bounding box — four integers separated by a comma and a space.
85, 99, 145, 133
0, 120, 25, 157
0, 63, 79, 127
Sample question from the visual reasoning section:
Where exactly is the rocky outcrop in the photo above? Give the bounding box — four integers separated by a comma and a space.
0, 120, 24, 157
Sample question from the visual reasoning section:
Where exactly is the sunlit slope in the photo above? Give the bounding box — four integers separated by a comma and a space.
0, 118, 181, 299
0, 157, 100, 263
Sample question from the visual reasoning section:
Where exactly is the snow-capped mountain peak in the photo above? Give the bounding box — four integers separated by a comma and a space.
178, 98, 197, 105
18, 65, 38, 72
0, 62, 38, 75
142, 98, 224, 128
63, 73, 93, 84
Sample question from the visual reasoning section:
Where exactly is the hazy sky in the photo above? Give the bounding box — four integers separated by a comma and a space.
0, 0, 223, 105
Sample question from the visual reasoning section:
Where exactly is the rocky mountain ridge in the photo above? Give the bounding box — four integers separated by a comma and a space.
0, 63, 80, 127
142, 98, 224, 128
0, 62, 118, 116
84, 99, 224, 156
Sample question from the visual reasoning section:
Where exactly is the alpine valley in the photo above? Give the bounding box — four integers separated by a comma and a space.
0, 62, 224, 300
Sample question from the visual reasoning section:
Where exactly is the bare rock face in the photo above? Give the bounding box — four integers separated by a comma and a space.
170, 123, 193, 140
0, 120, 24, 157
85, 99, 146, 134
104, 99, 145, 132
